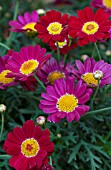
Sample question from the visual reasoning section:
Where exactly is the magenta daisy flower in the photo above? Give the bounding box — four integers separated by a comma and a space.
37, 58, 70, 85
0, 55, 16, 89
3, 120, 54, 170
69, 58, 111, 87
40, 77, 92, 123
91, 0, 111, 15
9, 11, 39, 32
6, 45, 51, 81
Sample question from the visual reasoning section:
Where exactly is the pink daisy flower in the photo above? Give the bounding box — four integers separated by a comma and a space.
0, 55, 16, 89
6, 45, 51, 81
69, 58, 111, 87
9, 11, 39, 32
40, 77, 92, 123
91, 0, 111, 15
3, 120, 54, 170
37, 58, 70, 85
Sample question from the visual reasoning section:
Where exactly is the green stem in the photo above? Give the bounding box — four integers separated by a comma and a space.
94, 42, 101, 60
90, 80, 100, 108
56, 42, 60, 62
68, 38, 72, 47
0, 113, 4, 141
5, 1, 19, 48
0, 42, 10, 50
49, 156, 53, 166
34, 75, 46, 90
84, 107, 111, 118
92, 46, 96, 58
64, 54, 67, 63
13, 0, 19, 20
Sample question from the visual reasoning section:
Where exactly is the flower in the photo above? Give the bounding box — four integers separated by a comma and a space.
91, 0, 111, 15
3, 120, 54, 170
37, 58, 70, 85
6, 45, 51, 81
48, 37, 77, 54
35, 10, 69, 43
69, 58, 111, 87
0, 55, 16, 89
9, 11, 39, 32
30, 163, 53, 170
68, 7, 111, 46
0, 104, 6, 113
36, 116, 46, 126
40, 77, 92, 123
20, 76, 37, 91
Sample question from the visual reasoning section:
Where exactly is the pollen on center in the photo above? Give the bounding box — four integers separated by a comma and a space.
47, 22, 63, 35
57, 93, 78, 113
20, 59, 39, 75
82, 21, 99, 35
21, 138, 40, 158
47, 71, 65, 84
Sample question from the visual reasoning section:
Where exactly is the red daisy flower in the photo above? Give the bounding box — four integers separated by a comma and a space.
3, 120, 54, 170
35, 10, 69, 43
48, 37, 77, 54
68, 7, 111, 46
6, 45, 51, 81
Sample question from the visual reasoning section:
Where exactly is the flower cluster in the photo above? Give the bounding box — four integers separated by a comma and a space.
1, 5, 111, 170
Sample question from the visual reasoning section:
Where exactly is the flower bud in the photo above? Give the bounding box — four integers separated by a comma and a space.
93, 70, 103, 80
81, 55, 89, 61
36, 116, 46, 125
105, 50, 111, 56
37, 9, 46, 15
57, 133, 61, 138
0, 104, 6, 113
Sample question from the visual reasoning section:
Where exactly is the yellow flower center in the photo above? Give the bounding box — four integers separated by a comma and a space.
0, 70, 13, 84
82, 73, 98, 86
23, 22, 37, 32
21, 138, 40, 158
47, 22, 63, 35
20, 59, 39, 75
55, 39, 67, 48
103, 0, 111, 9
47, 71, 65, 84
82, 21, 99, 35
57, 93, 78, 113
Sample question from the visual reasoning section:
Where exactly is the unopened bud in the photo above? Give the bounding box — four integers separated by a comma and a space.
36, 116, 46, 125
0, 104, 6, 113
93, 70, 103, 80
57, 133, 61, 138
37, 9, 46, 15
105, 50, 111, 56
81, 55, 89, 61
